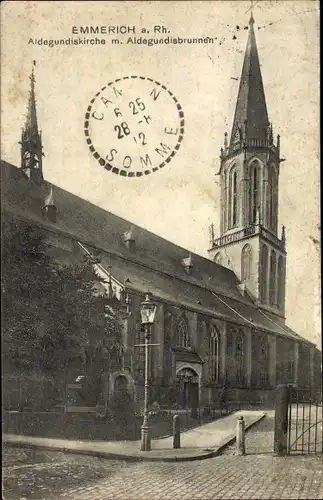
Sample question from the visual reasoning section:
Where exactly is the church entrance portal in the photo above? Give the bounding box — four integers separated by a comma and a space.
176, 367, 199, 412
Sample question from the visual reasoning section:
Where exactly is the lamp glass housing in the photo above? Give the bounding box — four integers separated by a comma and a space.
140, 293, 157, 325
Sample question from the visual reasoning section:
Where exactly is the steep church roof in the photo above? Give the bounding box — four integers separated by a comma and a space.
0, 160, 312, 345
230, 14, 270, 147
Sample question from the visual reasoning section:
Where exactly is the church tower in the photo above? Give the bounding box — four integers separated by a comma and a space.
208, 13, 287, 317
20, 61, 44, 184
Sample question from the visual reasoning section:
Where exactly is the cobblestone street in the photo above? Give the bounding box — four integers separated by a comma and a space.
3, 415, 323, 500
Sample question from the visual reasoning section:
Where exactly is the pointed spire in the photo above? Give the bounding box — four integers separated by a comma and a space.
42, 186, 57, 222
43, 186, 55, 207
230, 11, 269, 148
281, 225, 286, 245
224, 132, 228, 151
209, 223, 215, 246
21, 61, 43, 183
25, 61, 38, 136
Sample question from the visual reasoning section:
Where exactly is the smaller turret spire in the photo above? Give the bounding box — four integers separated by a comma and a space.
43, 186, 55, 207
281, 225, 286, 246
42, 186, 57, 223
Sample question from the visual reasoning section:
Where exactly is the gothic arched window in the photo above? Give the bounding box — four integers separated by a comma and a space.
227, 327, 245, 386
259, 336, 269, 387
176, 316, 189, 348
241, 244, 252, 281
269, 250, 277, 305
214, 252, 223, 265
251, 333, 269, 387
209, 325, 220, 382
277, 255, 284, 309
260, 244, 268, 303
235, 331, 245, 385
249, 160, 261, 224
268, 166, 278, 231
228, 166, 238, 229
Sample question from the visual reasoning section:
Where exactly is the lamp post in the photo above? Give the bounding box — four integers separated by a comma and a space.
139, 292, 157, 451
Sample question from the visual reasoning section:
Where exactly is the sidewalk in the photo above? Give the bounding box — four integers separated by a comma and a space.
3, 410, 265, 462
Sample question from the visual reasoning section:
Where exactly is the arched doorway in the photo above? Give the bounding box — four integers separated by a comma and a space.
176, 367, 199, 410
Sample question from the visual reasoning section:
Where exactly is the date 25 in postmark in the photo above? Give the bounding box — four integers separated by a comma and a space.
84, 76, 185, 177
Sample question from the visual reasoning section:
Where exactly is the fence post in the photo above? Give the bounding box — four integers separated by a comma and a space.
274, 384, 289, 456
173, 414, 180, 449
236, 416, 245, 455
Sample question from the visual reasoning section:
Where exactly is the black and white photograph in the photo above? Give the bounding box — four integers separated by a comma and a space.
1, 1, 321, 499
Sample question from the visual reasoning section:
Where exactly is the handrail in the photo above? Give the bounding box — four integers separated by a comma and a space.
221, 138, 279, 160
212, 225, 285, 250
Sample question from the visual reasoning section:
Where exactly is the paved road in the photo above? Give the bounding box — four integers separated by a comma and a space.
3, 414, 323, 500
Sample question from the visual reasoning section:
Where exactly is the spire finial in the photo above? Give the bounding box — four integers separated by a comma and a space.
249, 1, 255, 25
30, 60, 36, 85
281, 225, 286, 245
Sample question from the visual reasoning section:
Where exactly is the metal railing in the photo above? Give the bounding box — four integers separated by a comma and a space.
212, 226, 256, 248
211, 224, 284, 250
221, 138, 279, 160
287, 388, 322, 455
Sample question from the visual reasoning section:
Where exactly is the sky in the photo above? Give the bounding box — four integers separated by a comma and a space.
1, 0, 320, 346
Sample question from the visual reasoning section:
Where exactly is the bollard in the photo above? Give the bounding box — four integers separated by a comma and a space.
274, 384, 289, 456
236, 416, 245, 455
173, 414, 180, 449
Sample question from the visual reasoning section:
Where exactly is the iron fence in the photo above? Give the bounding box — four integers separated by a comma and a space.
287, 387, 322, 455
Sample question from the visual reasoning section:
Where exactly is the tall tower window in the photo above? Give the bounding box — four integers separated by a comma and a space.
214, 252, 223, 265
241, 244, 252, 281
176, 316, 189, 348
249, 161, 261, 224
269, 250, 277, 305
228, 167, 238, 228
277, 255, 284, 309
268, 166, 278, 231
260, 244, 268, 303
209, 325, 220, 382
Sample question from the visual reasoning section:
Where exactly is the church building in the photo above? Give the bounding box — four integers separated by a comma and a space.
1, 14, 320, 410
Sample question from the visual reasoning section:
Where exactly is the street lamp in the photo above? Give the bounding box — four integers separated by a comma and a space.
140, 292, 157, 451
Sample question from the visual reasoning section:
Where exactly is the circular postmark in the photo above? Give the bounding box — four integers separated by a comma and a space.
84, 76, 185, 177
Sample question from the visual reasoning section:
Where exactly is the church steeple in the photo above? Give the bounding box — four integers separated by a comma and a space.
230, 12, 269, 148
209, 13, 287, 317
20, 61, 44, 184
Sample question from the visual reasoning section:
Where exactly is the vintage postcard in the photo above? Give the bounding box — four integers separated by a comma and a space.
1, 1, 321, 499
